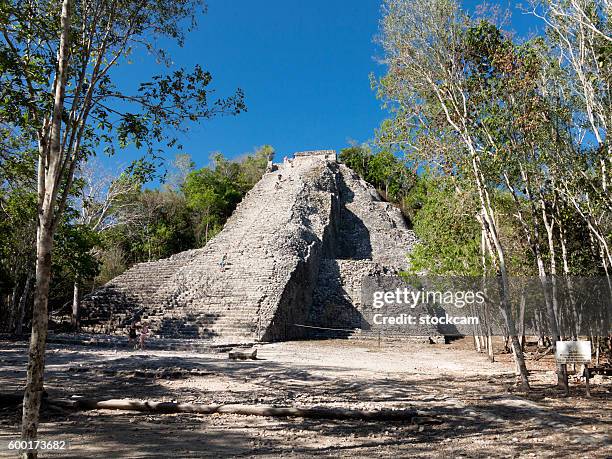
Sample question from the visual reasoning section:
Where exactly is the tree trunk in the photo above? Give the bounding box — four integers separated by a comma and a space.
538, 273, 568, 393
471, 152, 529, 389
536, 310, 546, 347
71, 280, 80, 329
21, 0, 72, 455
21, 225, 53, 457
540, 197, 569, 394
14, 273, 33, 336
496, 264, 529, 389
471, 305, 481, 352
487, 331, 494, 363
480, 216, 528, 384
600, 255, 612, 359
518, 288, 526, 351
50, 398, 425, 421
8, 280, 19, 333
559, 224, 580, 339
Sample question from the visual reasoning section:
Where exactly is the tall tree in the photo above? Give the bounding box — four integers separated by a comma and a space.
69, 161, 140, 326
531, 0, 611, 333
376, 0, 531, 388
0, 0, 245, 452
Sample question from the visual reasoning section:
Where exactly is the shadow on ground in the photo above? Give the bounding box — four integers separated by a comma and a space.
0, 340, 610, 458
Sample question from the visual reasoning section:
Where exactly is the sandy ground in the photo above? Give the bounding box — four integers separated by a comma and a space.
0, 338, 610, 458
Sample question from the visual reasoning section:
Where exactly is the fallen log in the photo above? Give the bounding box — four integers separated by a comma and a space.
50, 398, 431, 422
228, 348, 257, 360
532, 346, 553, 361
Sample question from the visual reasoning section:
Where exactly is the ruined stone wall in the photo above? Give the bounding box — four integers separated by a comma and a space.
83, 155, 338, 342
82, 151, 431, 343
305, 164, 442, 340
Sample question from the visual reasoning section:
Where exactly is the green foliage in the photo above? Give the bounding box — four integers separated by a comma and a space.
339, 145, 371, 178
102, 189, 196, 265
0, 139, 272, 329
0, 163, 106, 327
236, 145, 275, 189
0, 187, 37, 279
339, 145, 416, 203
183, 146, 273, 245
0, 0, 245, 164
0, 0, 249, 334
375, 0, 610, 281
54, 222, 101, 282
95, 247, 126, 285
404, 176, 482, 276
95, 145, 274, 276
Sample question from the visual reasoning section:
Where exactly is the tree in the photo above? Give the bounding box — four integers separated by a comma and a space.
0, 141, 37, 335
236, 145, 274, 190
1, 0, 245, 451
0, 187, 37, 334
376, 0, 531, 388
69, 161, 140, 326
531, 1, 611, 346
339, 145, 416, 208
404, 175, 483, 276
184, 163, 241, 245
339, 145, 372, 178
165, 153, 195, 192
376, 0, 611, 389
183, 147, 272, 246
53, 218, 100, 327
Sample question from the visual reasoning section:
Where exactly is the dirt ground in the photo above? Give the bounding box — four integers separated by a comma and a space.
0, 337, 610, 458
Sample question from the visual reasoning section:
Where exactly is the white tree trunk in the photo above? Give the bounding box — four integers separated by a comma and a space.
20, 224, 53, 458
71, 280, 80, 329
21, 0, 72, 455
14, 273, 33, 336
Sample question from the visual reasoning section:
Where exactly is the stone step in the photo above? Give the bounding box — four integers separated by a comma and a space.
82, 155, 420, 342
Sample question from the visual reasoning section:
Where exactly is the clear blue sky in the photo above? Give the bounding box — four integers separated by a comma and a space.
106, 0, 543, 171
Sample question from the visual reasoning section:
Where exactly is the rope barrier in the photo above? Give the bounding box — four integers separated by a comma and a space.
293, 323, 358, 332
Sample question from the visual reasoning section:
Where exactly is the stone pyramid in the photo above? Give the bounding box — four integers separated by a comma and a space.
82, 151, 424, 342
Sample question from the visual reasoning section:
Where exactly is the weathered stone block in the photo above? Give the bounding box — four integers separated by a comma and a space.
82, 151, 422, 343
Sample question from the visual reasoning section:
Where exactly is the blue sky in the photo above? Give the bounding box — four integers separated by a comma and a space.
106, 0, 543, 172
